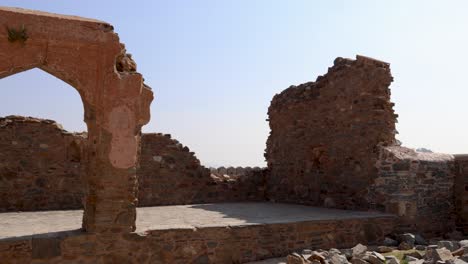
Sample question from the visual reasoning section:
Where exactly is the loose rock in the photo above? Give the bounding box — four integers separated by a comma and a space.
397, 233, 416, 247
432, 248, 454, 262
308, 251, 326, 264
415, 234, 428, 245
288, 253, 310, 264
328, 253, 349, 264
415, 245, 426, 251
363, 252, 385, 264
351, 244, 368, 257
385, 256, 400, 264
376, 246, 393, 253
399, 241, 413, 250
405, 256, 419, 262
460, 241, 468, 248
383, 237, 399, 247
438, 241, 460, 252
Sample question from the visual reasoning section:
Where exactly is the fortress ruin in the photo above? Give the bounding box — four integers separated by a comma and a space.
0, 7, 467, 264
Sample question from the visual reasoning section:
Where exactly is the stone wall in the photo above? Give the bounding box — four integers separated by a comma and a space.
0, 116, 85, 212
0, 215, 395, 264
455, 155, 468, 234
265, 55, 398, 209
0, 118, 266, 212
138, 133, 266, 206
370, 146, 456, 236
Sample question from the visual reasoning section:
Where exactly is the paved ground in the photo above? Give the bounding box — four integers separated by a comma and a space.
0, 202, 393, 239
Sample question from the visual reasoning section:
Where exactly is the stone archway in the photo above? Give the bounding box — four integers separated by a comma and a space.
0, 7, 153, 233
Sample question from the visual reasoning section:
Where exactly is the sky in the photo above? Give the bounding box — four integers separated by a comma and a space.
1, 1, 467, 167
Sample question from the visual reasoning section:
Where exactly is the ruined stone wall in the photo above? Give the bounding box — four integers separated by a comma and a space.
265, 55, 397, 209
0, 116, 85, 212
0, 118, 266, 212
455, 155, 468, 234
138, 133, 266, 206
370, 146, 456, 236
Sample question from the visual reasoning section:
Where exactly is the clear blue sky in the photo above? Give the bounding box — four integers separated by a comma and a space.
1, 1, 467, 167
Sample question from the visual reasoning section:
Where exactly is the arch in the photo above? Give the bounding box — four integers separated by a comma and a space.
0, 7, 153, 233
0, 68, 86, 132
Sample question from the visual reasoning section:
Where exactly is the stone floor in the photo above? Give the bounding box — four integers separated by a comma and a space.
0, 202, 394, 239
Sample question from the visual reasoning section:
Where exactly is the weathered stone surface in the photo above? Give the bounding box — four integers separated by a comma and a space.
372, 148, 457, 237
31, 237, 61, 259
0, 116, 85, 211
265, 55, 397, 210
